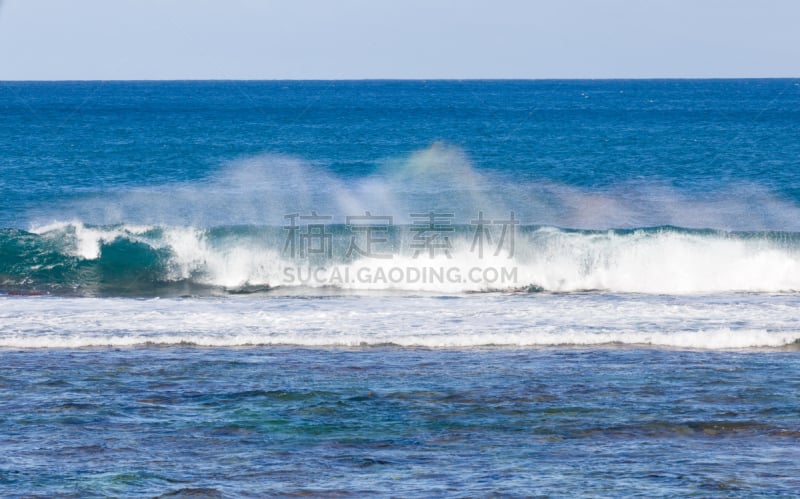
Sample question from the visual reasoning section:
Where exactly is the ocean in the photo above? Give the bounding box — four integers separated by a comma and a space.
1, 80, 799, 497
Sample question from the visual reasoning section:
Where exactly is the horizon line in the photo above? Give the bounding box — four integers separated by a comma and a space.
2, 76, 799, 83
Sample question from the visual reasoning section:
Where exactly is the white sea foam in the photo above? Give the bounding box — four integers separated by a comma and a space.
25, 221, 800, 294
1, 294, 798, 350
513, 228, 800, 293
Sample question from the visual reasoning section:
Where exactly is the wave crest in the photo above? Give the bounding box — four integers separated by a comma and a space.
1, 222, 799, 296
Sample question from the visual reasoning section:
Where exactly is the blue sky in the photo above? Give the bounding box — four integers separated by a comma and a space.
0, 0, 798, 80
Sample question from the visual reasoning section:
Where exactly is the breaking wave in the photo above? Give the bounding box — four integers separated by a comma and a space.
1, 221, 799, 296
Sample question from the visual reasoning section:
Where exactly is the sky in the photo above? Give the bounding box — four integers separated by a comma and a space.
0, 0, 798, 80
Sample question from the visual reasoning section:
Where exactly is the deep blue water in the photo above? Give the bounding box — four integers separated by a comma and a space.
2, 347, 799, 497
1, 80, 800, 496
3, 80, 800, 228
3, 80, 800, 296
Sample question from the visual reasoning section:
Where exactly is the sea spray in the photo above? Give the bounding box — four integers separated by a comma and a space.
1, 222, 798, 295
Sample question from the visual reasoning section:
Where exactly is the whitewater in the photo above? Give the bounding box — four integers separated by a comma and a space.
2, 293, 799, 349
1, 219, 797, 295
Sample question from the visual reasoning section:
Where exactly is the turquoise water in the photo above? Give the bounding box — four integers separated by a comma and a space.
2, 347, 799, 497
1, 80, 800, 496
